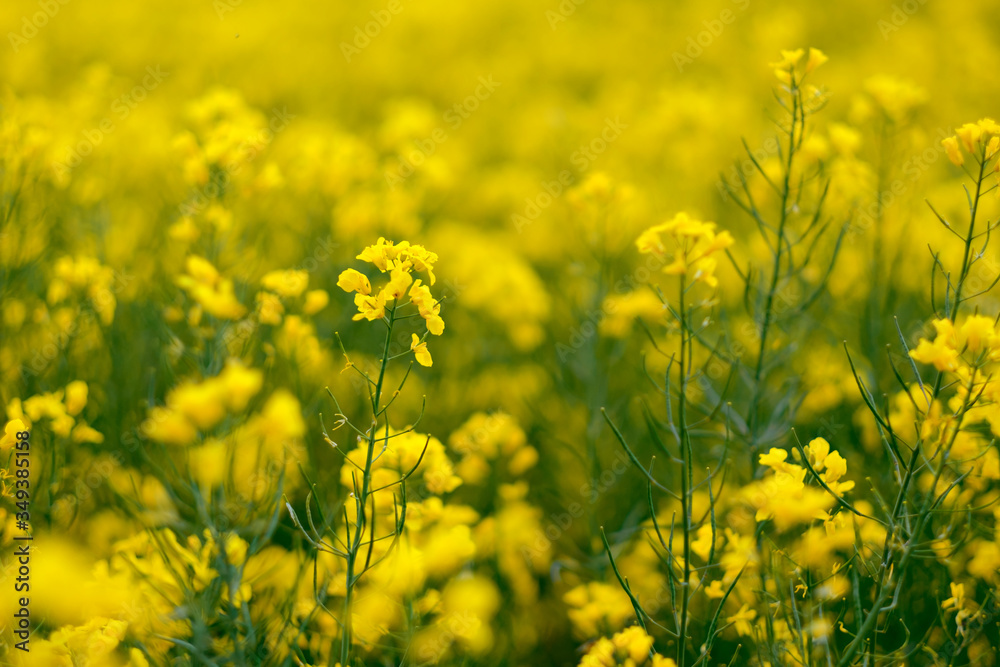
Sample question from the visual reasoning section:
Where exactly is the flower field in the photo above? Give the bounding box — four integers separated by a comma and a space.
2, 1, 1000, 665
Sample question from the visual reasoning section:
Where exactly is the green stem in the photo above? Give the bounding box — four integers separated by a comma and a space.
747, 82, 799, 459
339, 305, 396, 666
677, 274, 692, 667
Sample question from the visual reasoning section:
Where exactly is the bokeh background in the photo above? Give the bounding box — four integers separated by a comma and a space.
2, 0, 1000, 665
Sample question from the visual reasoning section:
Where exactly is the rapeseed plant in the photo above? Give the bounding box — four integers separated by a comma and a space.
2, 2, 1000, 666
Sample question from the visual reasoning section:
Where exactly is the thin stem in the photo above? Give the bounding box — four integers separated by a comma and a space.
339, 303, 397, 666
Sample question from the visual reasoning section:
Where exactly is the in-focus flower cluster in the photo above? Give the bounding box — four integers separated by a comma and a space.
747, 437, 855, 530
941, 118, 1000, 167
338, 237, 444, 366
635, 213, 734, 288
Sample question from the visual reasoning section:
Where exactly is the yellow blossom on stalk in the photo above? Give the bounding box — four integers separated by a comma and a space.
941, 582, 966, 611
960, 314, 997, 353
1, 419, 27, 451
863, 75, 926, 121
255, 290, 284, 325
635, 212, 733, 288
411, 334, 432, 367
175, 255, 246, 319
751, 438, 855, 529
769, 47, 826, 84
690, 524, 715, 561
943, 136, 964, 166
337, 268, 371, 295
910, 318, 959, 372
351, 290, 387, 321
804, 47, 828, 75
941, 118, 1000, 166
911, 315, 1000, 372
356, 237, 439, 285
727, 604, 758, 636
578, 626, 676, 667
64, 380, 89, 416
599, 290, 665, 338
409, 279, 445, 335
302, 289, 329, 314
564, 582, 634, 639
261, 269, 309, 297
340, 239, 445, 368
385, 264, 414, 300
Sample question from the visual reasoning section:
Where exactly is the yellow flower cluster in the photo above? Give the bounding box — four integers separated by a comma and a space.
447, 412, 539, 484
338, 238, 443, 366
47, 256, 119, 326
6, 381, 101, 443
578, 626, 676, 667
910, 315, 1000, 372
564, 582, 635, 639
175, 256, 246, 320
748, 438, 856, 530
141, 359, 262, 445
941, 118, 1000, 167
25, 617, 148, 667
635, 213, 734, 288
769, 47, 828, 84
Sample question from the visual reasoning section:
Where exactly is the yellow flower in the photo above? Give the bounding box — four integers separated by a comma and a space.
957, 123, 983, 153
184, 255, 221, 285
255, 290, 285, 326
385, 263, 414, 300
942, 582, 966, 611
64, 381, 89, 416
804, 437, 830, 471
727, 603, 757, 636
218, 359, 264, 411
769, 49, 805, 71
411, 334, 433, 367
635, 213, 733, 288
759, 447, 791, 472
409, 279, 445, 335
804, 47, 828, 75
71, 423, 104, 444
910, 318, 959, 372
988, 136, 1000, 160
261, 269, 309, 297
141, 407, 197, 445
353, 291, 387, 321
690, 524, 714, 561
942, 136, 964, 166
303, 289, 329, 314
337, 268, 371, 295
1, 419, 27, 451
960, 314, 996, 353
